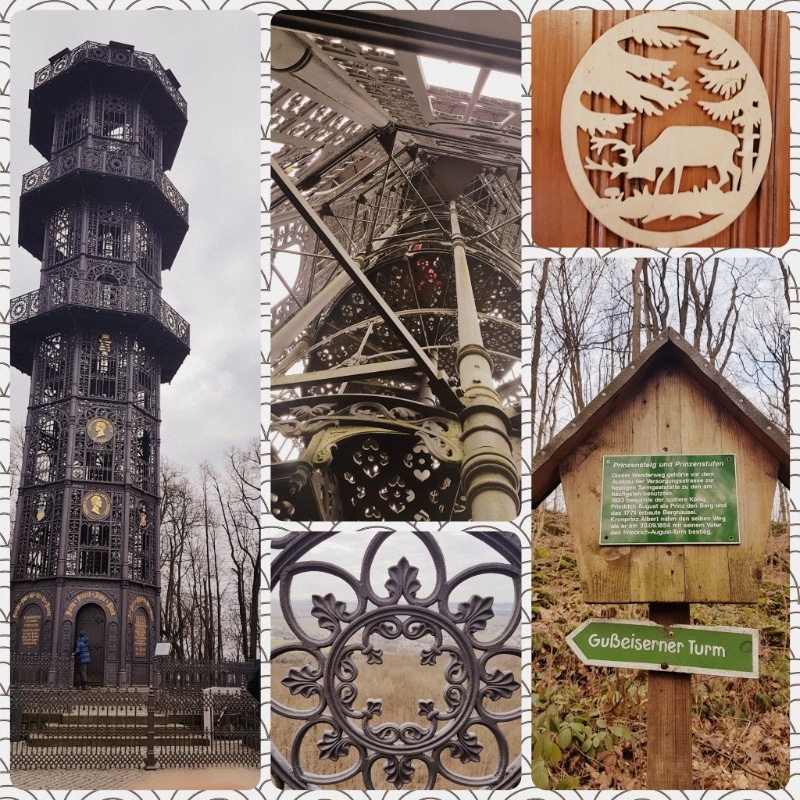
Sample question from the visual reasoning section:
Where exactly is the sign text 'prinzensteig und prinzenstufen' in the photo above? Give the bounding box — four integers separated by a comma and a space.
600, 454, 739, 545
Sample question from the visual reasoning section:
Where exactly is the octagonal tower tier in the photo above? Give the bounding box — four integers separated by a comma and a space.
10, 41, 190, 688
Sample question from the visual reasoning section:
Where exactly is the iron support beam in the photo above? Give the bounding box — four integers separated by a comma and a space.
385, 152, 450, 236
271, 270, 350, 358
269, 126, 387, 212
451, 200, 519, 520
272, 358, 420, 391
273, 11, 520, 73
272, 162, 462, 413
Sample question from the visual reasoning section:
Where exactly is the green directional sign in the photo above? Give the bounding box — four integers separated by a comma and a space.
567, 619, 758, 678
600, 454, 739, 545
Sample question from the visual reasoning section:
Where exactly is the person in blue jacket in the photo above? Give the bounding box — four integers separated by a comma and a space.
74, 632, 90, 689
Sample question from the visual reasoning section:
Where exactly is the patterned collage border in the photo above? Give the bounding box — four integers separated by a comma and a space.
0, 1, 795, 799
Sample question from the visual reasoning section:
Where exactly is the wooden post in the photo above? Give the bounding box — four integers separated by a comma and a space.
647, 603, 692, 788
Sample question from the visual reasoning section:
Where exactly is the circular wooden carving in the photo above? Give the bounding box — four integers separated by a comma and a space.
561, 12, 772, 246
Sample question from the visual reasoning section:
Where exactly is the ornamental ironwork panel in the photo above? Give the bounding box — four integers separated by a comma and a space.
10, 684, 258, 771
21, 143, 189, 222
34, 41, 187, 115
271, 530, 521, 790
11, 279, 190, 348
14, 490, 64, 580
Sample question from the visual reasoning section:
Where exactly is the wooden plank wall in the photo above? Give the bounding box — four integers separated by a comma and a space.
531, 11, 789, 247
558, 362, 779, 604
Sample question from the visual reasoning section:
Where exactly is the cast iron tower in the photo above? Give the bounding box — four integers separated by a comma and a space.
10, 41, 190, 687
269, 13, 522, 523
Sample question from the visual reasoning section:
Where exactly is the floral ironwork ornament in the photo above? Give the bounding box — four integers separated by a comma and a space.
561, 12, 772, 246
272, 532, 520, 789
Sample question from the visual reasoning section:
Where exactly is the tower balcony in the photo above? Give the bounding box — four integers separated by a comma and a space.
29, 40, 187, 168
19, 142, 188, 268
11, 278, 190, 382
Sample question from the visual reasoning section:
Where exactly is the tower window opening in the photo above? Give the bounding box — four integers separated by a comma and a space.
60, 99, 87, 149
80, 521, 109, 547
78, 522, 109, 575
89, 203, 132, 261
99, 95, 132, 141
134, 428, 153, 490
47, 207, 76, 264
139, 109, 161, 164
97, 221, 123, 259
79, 550, 109, 575
86, 449, 113, 482
90, 357, 116, 396
77, 520, 110, 576
39, 333, 67, 401
137, 430, 151, 462
133, 342, 157, 411
136, 217, 161, 279
136, 369, 154, 411
33, 418, 61, 484
130, 501, 153, 583
25, 528, 51, 578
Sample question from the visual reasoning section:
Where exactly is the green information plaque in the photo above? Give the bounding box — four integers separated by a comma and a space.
600, 454, 739, 545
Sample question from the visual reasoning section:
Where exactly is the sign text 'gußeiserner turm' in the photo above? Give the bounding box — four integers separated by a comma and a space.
600, 454, 739, 545
567, 619, 759, 679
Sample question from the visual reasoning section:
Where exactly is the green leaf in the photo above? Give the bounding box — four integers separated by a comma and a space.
557, 726, 572, 750
532, 758, 550, 789
610, 724, 631, 741
555, 775, 582, 790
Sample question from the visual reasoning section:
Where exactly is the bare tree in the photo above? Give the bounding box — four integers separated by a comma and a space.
159, 460, 203, 661
534, 255, 787, 522
10, 424, 25, 530
531, 258, 551, 430
204, 441, 260, 661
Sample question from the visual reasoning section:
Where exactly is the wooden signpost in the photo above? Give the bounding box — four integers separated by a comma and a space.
532, 329, 790, 788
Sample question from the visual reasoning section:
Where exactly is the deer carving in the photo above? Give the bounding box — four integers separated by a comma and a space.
590, 126, 742, 195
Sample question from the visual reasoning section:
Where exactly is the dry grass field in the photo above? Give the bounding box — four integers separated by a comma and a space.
271, 649, 520, 790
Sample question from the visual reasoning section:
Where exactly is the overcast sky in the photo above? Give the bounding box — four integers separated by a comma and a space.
10, 10, 262, 473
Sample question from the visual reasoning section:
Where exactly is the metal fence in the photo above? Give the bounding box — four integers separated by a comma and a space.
11, 686, 259, 771
157, 659, 254, 690
10, 664, 259, 771
11, 655, 73, 686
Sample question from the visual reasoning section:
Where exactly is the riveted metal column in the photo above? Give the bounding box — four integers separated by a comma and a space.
451, 201, 519, 520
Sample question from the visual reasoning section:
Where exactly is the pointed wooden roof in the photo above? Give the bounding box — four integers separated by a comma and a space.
532, 328, 790, 505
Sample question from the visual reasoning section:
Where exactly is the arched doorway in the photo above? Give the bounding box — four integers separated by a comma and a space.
74, 603, 105, 687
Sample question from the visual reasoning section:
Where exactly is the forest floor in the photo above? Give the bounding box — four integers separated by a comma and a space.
532, 510, 790, 790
